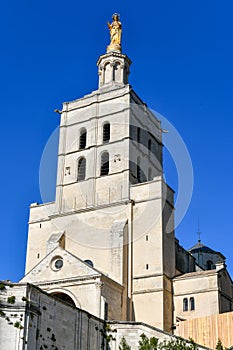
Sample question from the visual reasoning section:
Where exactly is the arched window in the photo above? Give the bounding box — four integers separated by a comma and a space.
183, 298, 188, 312
103, 123, 110, 143
84, 259, 94, 267
100, 152, 109, 176
190, 297, 195, 311
79, 128, 87, 149
137, 127, 141, 144
206, 260, 213, 270
77, 157, 86, 181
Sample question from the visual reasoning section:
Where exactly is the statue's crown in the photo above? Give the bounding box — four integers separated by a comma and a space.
112, 13, 120, 19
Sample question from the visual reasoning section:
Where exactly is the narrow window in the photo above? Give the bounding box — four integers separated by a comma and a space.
103, 123, 110, 143
190, 297, 195, 311
146, 235, 149, 241
37, 253, 40, 259
146, 264, 149, 270
148, 139, 151, 156
183, 298, 188, 312
77, 157, 86, 181
100, 152, 109, 176
148, 167, 152, 181
104, 302, 108, 320
137, 157, 141, 183
79, 128, 87, 149
137, 127, 141, 144
39, 223, 42, 228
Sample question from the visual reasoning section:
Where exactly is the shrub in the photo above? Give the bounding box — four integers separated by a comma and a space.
119, 336, 131, 350
7, 296, 16, 304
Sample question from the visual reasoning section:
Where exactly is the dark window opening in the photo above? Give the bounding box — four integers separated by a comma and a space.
190, 297, 195, 311
183, 298, 188, 312
103, 123, 110, 143
100, 152, 109, 176
206, 260, 214, 270
148, 168, 152, 181
146, 264, 149, 270
84, 259, 94, 267
77, 157, 86, 181
79, 129, 87, 149
137, 165, 141, 183
104, 302, 108, 320
51, 292, 76, 307
137, 127, 141, 144
146, 235, 149, 241
148, 139, 151, 156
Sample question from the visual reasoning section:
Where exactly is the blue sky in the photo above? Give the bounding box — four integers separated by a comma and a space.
1, 0, 233, 281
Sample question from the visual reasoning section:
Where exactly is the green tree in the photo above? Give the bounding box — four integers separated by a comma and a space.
138, 333, 159, 350
138, 334, 197, 350
215, 339, 224, 350
119, 336, 131, 350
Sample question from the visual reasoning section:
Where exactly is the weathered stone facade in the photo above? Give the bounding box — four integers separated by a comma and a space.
0, 283, 209, 350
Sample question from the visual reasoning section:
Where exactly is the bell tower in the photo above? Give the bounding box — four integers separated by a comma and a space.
23, 14, 176, 333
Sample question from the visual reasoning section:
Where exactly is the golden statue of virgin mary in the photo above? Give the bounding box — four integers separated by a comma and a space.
107, 13, 122, 52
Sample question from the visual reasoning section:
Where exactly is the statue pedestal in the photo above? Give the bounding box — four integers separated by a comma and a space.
107, 43, 121, 53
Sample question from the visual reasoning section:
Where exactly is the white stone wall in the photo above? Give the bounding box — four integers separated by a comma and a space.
0, 284, 209, 350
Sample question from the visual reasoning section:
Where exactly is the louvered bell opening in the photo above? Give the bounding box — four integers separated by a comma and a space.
103, 123, 110, 143
79, 130, 87, 149
78, 157, 86, 181
100, 152, 109, 176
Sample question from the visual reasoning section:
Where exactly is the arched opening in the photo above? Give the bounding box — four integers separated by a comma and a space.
79, 128, 87, 149
113, 62, 121, 82
104, 62, 112, 84
51, 292, 76, 307
77, 157, 86, 181
100, 152, 109, 176
183, 298, 188, 312
84, 259, 94, 267
103, 122, 110, 143
206, 260, 214, 270
190, 297, 195, 311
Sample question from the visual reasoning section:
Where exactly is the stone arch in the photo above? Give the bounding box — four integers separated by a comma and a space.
100, 151, 109, 176
48, 288, 81, 308
79, 127, 87, 149
77, 156, 86, 181
113, 60, 122, 83
103, 61, 112, 84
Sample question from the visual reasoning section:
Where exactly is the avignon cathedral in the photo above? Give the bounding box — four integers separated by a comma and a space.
1, 14, 233, 350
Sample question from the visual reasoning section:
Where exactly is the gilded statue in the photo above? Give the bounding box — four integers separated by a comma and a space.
107, 13, 122, 52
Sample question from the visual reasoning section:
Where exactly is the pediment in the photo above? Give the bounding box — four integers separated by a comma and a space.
20, 246, 101, 284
